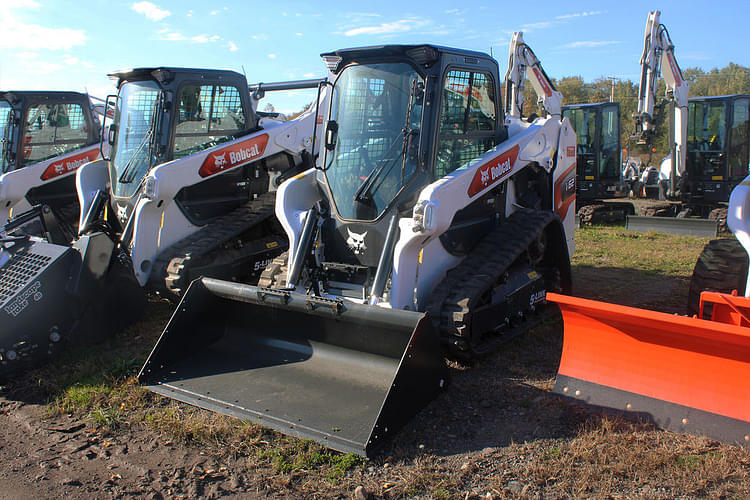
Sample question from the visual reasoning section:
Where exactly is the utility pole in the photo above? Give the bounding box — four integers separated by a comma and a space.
608, 76, 617, 102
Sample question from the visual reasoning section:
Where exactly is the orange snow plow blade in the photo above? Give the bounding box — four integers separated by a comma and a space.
548, 291, 750, 445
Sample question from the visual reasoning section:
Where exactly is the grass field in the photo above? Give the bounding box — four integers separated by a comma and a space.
5, 226, 750, 498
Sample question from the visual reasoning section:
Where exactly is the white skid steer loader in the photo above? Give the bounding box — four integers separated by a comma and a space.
0, 68, 326, 377
140, 36, 577, 456
0, 91, 105, 237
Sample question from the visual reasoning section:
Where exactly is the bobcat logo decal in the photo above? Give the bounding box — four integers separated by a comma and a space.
346, 229, 367, 255
213, 153, 227, 167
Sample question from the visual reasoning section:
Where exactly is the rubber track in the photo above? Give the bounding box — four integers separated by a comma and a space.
150, 192, 278, 299
427, 208, 561, 361
687, 238, 748, 317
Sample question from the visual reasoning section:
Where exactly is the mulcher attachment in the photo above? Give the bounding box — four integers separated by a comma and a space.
549, 291, 750, 445
138, 277, 449, 456
0, 233, 145, 378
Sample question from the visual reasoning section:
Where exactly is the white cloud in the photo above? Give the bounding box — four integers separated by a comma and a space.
1, 0, 40, 10
556, 10, 605, 20
191, 34, 220, 43
268, 53, 277, 59
343, 18, 428, 36
131, 1, 170, 21
562, 40, 620, 49
227, 41, 238, 52
251, 34, 269, 40
0, 24, 86, 50
63, 55, 79, 65
303, 72, 317, 78
210, 9, 220, 15
296, 32, 303, 36
186, 9, 193, 17
157, 31, 186, 41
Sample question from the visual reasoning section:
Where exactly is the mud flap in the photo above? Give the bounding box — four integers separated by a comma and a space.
548, 292, 750, 445
138, 277, 449, 456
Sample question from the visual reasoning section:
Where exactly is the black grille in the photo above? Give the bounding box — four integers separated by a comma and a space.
0, 251, 51, 304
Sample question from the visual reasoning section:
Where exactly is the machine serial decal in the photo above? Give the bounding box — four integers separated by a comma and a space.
198, 133, 270, 177
4, 281, 43, 317
467, 144, 520, 197
40, 147, 99, 181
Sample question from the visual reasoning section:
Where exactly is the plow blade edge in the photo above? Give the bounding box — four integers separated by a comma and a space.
138, 277, 449, 456
548, 292, 750, 445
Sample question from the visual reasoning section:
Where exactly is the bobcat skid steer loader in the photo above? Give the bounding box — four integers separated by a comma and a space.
140, 37, 577, 456
0, 91, 104, 233
0, 68, 326, 377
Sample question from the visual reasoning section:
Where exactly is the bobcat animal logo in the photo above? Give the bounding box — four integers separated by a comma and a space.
52, 163, 64, 174
213, 153, 227, 167
346, 229, 367, 255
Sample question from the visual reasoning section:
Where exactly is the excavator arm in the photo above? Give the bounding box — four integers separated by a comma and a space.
633, 10, 689, 196
504, 32, 562, 119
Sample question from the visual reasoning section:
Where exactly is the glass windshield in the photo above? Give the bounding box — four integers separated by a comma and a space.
0, 101, 13, 173
110, 81, 161, 198
687, 100, 728, 178
324, 63, 423, 221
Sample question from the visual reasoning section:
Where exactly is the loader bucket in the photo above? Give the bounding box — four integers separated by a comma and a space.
138, 277, 449, 456
548, 292, 750, 445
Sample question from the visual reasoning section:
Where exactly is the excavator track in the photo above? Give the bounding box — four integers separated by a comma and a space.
150, 192, 286, 300
427, 208, 563, 361
578, 202, 634, 225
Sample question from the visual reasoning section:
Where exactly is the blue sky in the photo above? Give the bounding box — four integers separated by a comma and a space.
1, 0, 748, 113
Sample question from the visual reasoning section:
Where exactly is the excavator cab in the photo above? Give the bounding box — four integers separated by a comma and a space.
682, 95, 750, 215
140, 43, 576, 455
562, 102, 631, 223
0, 91, 101, 227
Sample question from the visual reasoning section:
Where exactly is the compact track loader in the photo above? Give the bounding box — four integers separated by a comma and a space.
0, 68, 325, 376
550, 174, 750, 445
140, 37, 577, 456
0, 91, 104, 232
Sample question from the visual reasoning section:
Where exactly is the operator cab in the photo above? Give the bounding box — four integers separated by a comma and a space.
0, 91, 100, 211
684, 94, 750, 209
104, 67, 281, 228
312, 44, 509, 297
562, 102, 623, 201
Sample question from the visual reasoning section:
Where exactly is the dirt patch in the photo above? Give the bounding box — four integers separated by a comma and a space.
1, 227, 748, 498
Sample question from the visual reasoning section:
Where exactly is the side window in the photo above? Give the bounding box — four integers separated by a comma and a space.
435, 70, 497, 178
174, 85, 246, 159
23, 103, 89, 166
730, 98, 749, 178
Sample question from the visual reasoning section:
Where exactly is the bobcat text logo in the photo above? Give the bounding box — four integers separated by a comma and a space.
213, 153, 227, 167
4, 281, 43, 317
346, 229, 367, 255
489, 157, 512, 182
229, 144, 261, 165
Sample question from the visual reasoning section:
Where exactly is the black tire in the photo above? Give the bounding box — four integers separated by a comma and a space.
687, 238, 748, 317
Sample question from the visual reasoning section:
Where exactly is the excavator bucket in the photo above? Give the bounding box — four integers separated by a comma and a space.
138, 277, 449, 456
548, 292, 750, 445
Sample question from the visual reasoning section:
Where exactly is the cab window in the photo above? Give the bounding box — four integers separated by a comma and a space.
23, 103, 89, 166
173, 85, 246, 159
435, 70, 497, 178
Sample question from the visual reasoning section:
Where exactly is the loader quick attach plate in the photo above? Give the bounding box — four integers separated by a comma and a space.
138, 277, 449, 456
548, 292, 750, 445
